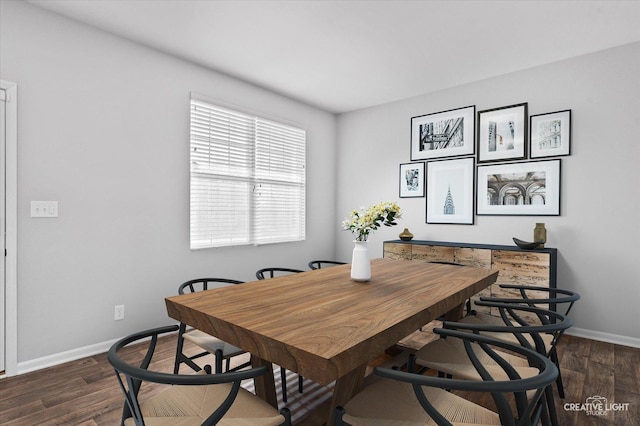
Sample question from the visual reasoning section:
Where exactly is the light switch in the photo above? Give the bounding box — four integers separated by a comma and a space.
30, 201, 59, 218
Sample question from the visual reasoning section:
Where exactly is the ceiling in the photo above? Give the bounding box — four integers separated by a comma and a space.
27, 0, 640, 113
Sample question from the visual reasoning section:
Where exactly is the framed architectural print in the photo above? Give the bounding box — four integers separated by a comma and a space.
530, 110, 571, 158
477, 103, 528, 162
399, 162, 425, 198
411, 105, 475, 160
476, 159, 561, 216
426, 157, 474, 224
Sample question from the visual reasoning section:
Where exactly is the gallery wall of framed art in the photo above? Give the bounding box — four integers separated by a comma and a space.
401, 102, 571, 222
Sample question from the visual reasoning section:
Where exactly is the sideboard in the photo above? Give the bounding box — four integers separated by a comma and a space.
383, 240, 557, 322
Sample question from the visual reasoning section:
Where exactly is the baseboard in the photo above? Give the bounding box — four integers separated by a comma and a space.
566, 327, 640, 348
17, 337, 120, 375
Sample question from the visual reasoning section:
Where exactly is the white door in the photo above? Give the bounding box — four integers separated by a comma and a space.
0, 80, 17, 376
0, 87, 6, 373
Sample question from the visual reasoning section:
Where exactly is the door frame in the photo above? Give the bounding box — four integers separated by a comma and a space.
1, 80, 18, 377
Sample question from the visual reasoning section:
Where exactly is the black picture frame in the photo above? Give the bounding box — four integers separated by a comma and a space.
530, 109, 571, 158
476, 159, 561, 216
410, 105, 475, 160
477, 103, 528, 163
399, 162, 425, 198
426, 157, 475, 224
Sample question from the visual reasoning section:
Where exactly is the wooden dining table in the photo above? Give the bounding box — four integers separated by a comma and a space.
165, 257, 499, 424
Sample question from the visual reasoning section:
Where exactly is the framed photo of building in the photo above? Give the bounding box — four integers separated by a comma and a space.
426, 157, 474, 224
476, 159, 561, 216
411, 105, 475, 160
530, 110, 571, 158
477, 103, 528, 162
399, 162, 425, 198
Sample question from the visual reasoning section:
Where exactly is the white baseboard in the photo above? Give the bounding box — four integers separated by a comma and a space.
17, 337, 120, 375
12, 327, 638, 377
566, 327, 640, 348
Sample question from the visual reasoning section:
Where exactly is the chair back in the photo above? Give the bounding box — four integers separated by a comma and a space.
374, 329, 558, 426
308, 260, 346, 270
255, 267, 304, 280
108, 325, 272, 426
480, 284, 580, 317
448, 302, 572, 356
178, 278, 244, 295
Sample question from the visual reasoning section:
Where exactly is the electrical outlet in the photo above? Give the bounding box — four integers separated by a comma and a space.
114, 305, 125, 321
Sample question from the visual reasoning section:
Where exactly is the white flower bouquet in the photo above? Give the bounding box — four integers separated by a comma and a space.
342, 201, 402, 242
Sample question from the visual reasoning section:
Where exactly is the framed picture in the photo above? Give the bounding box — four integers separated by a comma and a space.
426, 157, 475, 224
411, 105, 475, 160
399, 162, 425, 198
477, 103, 528, 162
476, 159, 561, 216
530, 110, 571, 158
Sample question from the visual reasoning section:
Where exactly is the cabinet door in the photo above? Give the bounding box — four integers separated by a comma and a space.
454, 248, 492, 314
412, 245, 454, 262
491, 250, 552, 322
383, 242, 412, 260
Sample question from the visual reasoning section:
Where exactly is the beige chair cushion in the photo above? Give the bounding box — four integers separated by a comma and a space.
415, 337, 537, 381
124, 381, 284, 426
342, 376, 500, 426
458, 313, 555, 349
184, 329, 245, 357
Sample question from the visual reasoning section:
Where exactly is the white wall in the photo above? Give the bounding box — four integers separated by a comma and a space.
0, 1, 337, 365
336, 42, 640, 342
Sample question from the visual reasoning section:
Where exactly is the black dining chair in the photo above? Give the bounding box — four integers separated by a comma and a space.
174, 278, 251, 375
416, 302, 573, 426
255, 267, 305, 403
333, 328, 558, 426
466, 284, 580, 398
308, 260, 346, 270
109, 325, 291, 426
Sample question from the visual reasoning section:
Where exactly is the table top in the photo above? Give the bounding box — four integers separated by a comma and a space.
165, 258, 498, 385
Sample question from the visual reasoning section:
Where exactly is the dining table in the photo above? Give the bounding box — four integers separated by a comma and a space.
165, 257, 499, 424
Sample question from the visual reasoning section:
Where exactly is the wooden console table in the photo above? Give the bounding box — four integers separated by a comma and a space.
384, 240, 557, 322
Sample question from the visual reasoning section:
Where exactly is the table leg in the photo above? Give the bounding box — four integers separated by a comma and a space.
443, 302, 465, 321
251, 355, 278, 409
327, 363, 367, 426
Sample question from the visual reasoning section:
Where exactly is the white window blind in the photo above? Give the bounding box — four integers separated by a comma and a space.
190, 98, 306, 249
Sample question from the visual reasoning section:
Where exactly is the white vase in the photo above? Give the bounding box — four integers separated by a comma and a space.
350, 240, 371, 282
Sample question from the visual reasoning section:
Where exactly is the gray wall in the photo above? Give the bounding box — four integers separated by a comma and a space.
336, 42, 640, 341
1, 1, 337, 364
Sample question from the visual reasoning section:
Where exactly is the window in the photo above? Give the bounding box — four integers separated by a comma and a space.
190, 97, 306, 249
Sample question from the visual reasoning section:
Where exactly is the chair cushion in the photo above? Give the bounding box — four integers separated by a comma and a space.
184, 329, 245, 357
415, 337, 536, 382
342, 376, 500, 425
458, 313, 555, 349
124, 381, 284, 426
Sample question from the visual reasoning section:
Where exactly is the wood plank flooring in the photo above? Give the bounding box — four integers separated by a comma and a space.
0, 334, 638, 425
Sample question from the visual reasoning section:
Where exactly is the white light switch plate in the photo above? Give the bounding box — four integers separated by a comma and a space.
30, 201, 59, 217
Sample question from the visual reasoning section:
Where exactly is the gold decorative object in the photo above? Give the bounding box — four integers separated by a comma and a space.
534, 223, 547, 248
399, 228, 414, 241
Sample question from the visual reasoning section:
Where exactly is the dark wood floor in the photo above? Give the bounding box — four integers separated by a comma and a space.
1, 334, 638, 425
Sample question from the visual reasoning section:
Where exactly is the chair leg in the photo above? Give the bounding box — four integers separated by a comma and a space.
545, 383, 559, 426
214, 349, 223, 374
298, 375, 304, 393
550, 347, 565, 398
281, 367, 288, 403
173, 324, 188, 374
333, 406, 346, 425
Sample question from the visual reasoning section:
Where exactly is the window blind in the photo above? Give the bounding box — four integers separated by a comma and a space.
190, 98, 306, 249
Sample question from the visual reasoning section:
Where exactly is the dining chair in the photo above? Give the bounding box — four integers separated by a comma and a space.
464, 285, 580, 398
255, 267, 305, 403
416, 302, 573, 426
333, 328, 558, 426
308, 260, 346, 270
109, 325, 291, 426
174, 278, 250, 375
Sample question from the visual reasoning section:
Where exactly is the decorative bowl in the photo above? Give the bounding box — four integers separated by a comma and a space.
512, 238, 544, 250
